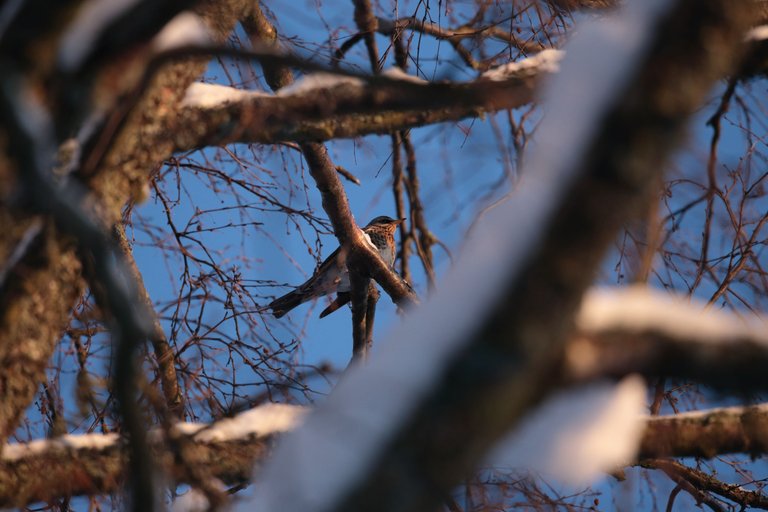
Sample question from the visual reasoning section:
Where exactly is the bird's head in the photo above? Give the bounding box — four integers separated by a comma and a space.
365, 216, 406, 232
366, 216, 405, 227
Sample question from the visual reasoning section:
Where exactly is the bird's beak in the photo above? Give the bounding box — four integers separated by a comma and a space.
394, 218, 406, 225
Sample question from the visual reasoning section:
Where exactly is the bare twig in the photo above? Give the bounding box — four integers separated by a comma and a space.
646, 459, 768, 510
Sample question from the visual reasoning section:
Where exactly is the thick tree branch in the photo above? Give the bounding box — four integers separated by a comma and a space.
0, 404, 305, 508
641, 405, 768, 460
173, 69, 541, 149
4, 399, 768, 507
563, 287, 768, 392
0, 67, 159, 510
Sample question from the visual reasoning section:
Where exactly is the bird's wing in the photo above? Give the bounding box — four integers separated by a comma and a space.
298, 245, 346, 294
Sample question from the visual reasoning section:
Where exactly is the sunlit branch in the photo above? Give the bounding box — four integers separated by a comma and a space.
0, 404, 305, 508
172, 69, 541, 150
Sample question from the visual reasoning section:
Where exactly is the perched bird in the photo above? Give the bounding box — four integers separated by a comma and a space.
269, 216, 405, 318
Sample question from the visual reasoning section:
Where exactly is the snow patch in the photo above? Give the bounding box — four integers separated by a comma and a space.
277, 73, 364, 96
176, 403, 307, 442
481, 49, 564, 81
153, 12, 210, 52
577, 286, 768, 345
381, 67, 428, 84
59, 0, 142, 71
746, 25, 768, 42
2, 433, 120, 461
492, 375, 646, 485
2, 403, 304, 462
182, 82, 269, 109
647, 403, 768, 422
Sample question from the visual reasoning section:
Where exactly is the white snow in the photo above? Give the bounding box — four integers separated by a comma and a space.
2, 403, 304, 462
381, 67, 428, 84
481, 49, 564, 81
577, 286, 768, 345
1, 433, 120, 461
645, 403, 768, 422
492, 376, 647, 485
176, 403, 307, 442
746, 25, 768, 42
182, 82, 269, 109
277, 73, 364, 96
59, 0, 142, 71
237, 2, 674, 511
152, 12, 210, 52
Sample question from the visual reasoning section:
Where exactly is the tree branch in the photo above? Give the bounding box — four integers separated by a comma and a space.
0, 404, 305, 508
4, 400, 768, 507
172, 67, 542, 150
641, 405, 768, 460
564, 287, 768, 392
114, 224, 184, 418
645, 459, 768, 510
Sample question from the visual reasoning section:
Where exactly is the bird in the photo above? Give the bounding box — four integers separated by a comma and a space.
268, 216, 405, 318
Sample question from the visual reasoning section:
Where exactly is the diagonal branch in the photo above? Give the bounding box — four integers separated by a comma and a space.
645, 459, 768, 510
114, 224, 185, 418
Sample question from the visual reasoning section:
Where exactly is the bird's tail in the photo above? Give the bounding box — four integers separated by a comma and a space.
269, 290, 307, 318
319, 292, 350, 318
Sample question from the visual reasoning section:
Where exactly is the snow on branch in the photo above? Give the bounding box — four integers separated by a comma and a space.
181, 82, 270, 109
174, 69, 540, 150
746, 25, 768, 41
173, 403, 305, 441
276, 73, 364, 96
0, 404, 305, 508
491, 376, 647, 485
481, 49, 564, 80
152, 12, 211, 52
577, 286, 768, 345
4, 399, 768, 506
565, 287, 768, 391
641, 404, 768, 459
